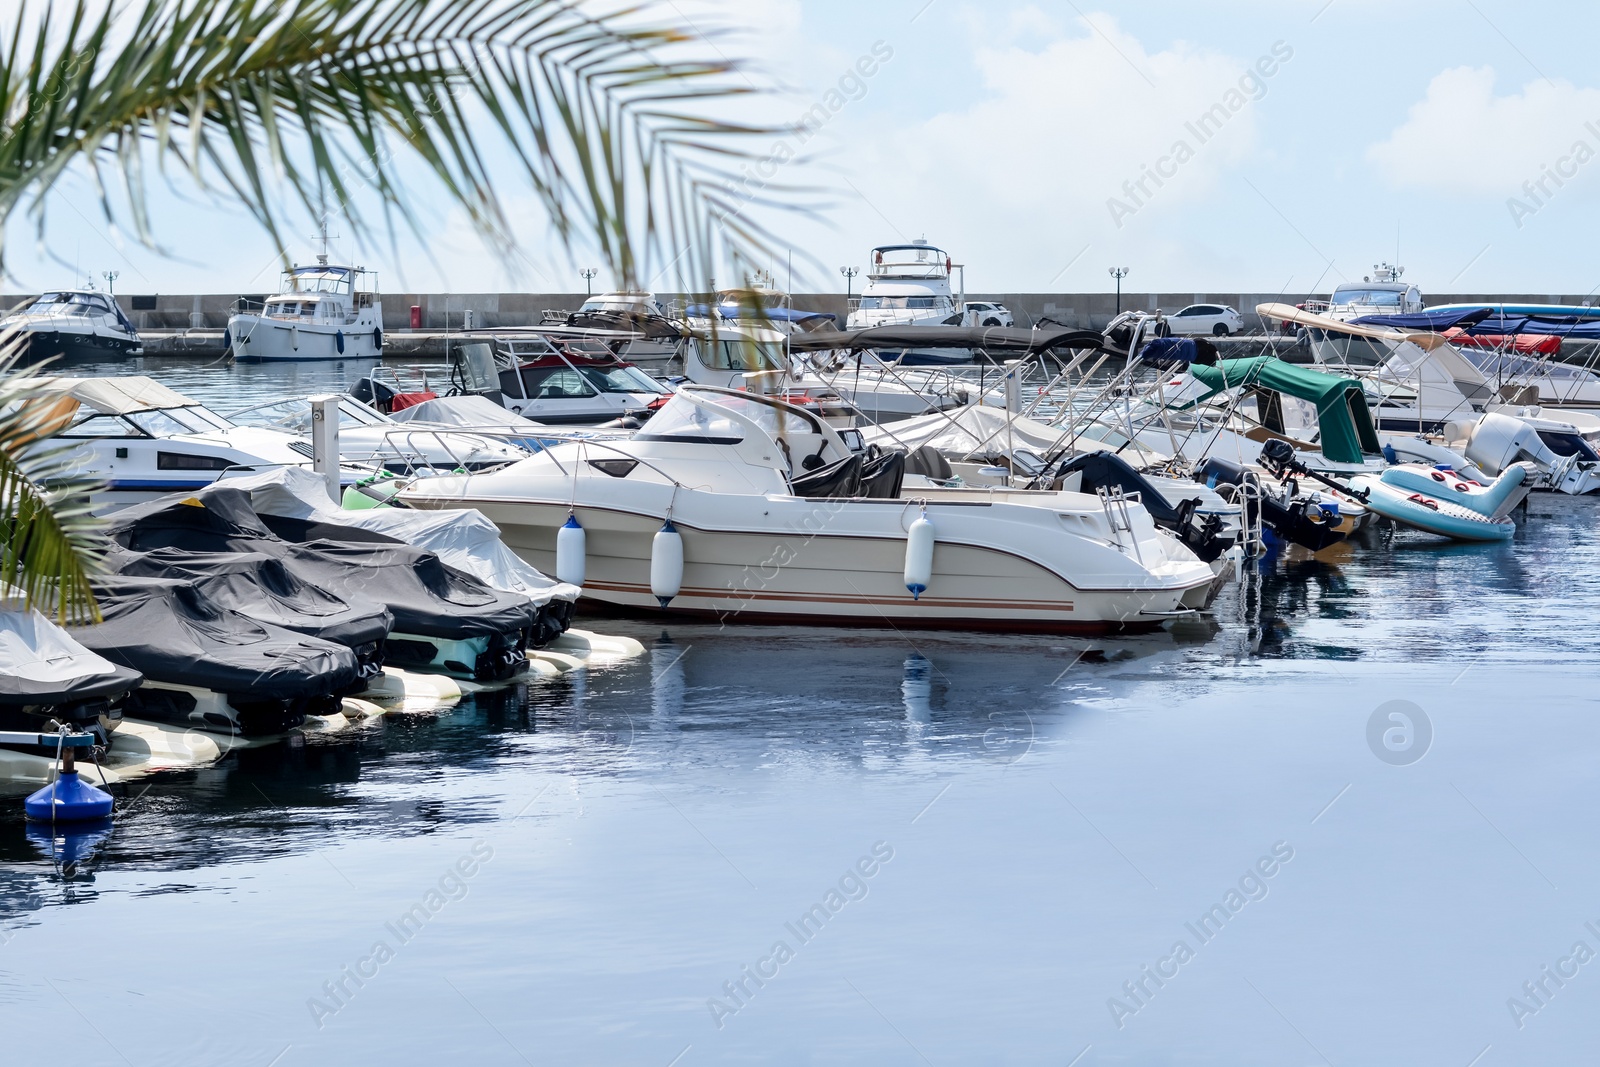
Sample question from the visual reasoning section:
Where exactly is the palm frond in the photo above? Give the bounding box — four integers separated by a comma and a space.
0, 342, 106, 624
0, 0, 798, 291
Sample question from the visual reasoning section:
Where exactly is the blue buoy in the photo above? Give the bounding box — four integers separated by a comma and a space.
335, 329, 346, 354
26, 771, 114, 822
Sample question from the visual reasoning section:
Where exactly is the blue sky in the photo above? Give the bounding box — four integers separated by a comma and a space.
7, 0, 1600, 297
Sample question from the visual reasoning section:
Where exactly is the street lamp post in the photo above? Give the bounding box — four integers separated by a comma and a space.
579, 267, 598, 295
1108, 266, 1130, 314
101, 270, 118, 296
839, 265, 858, 300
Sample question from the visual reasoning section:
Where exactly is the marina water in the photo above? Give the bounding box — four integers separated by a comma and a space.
3, 357, 1596, 1064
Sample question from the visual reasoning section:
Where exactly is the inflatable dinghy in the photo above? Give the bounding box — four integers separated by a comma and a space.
1348, 464, 1525, 542
106, 489, 537, 681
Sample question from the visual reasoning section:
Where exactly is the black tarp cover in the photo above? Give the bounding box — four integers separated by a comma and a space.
78, 576, 360, 698
106, 489, 537, 641
105, 547, 393, 649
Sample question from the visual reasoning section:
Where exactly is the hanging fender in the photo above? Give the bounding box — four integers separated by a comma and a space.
335, 329, 345, 355
556, 513, 586, 587
651, 519, 684, 608
903, 510, 935, 600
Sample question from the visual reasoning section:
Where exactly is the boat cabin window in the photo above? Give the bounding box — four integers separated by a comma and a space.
1330, 287, 1405, 308
702, 339, 786, 373
856, 296, 944, 310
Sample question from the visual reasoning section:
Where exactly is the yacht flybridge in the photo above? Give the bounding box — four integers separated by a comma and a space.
846, 239, 978, 365
396, 385, 1218, 632
1, 288, 142, 361
228, 249, 383, 363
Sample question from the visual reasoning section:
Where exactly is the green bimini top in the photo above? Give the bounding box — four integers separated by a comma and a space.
1188, 356, 1382, 465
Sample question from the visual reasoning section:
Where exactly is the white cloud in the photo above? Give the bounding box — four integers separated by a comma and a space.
1368, 67, 1600, 195
812, 10, 1289, 287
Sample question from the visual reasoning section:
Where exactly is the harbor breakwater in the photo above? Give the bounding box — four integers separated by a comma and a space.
8, 291, 1598, 333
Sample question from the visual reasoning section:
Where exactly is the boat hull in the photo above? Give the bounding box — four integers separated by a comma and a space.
229, 315, 383, 362
406, 494, 1213, 634
19, 330, 141, 362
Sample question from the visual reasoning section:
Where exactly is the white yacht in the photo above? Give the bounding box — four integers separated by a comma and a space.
396, 385, 1217, 632
1, 288, 142, 361
228, 248, 384, 363
1323, 263, 1423, 322
563, 290, 680, 365
846, 239, 977, 365
34, 376, 524, 510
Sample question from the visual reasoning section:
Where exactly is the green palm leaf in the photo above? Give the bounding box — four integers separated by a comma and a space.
0, 341, 106, 625
0, 0, 792, 290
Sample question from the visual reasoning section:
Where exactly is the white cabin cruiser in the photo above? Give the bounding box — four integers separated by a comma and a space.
1, 288, 142, 361
561, 291, 680, 365
396, 385, 1217, 633
224, 394, 527, 471
1322, 263, 1423, 322
680, 322, 963, 424
228, 256, 383, 362
33, 376, 322, 509
847, 239, 979, 365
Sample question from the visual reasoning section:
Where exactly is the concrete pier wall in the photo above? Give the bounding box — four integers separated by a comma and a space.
5, 291, 1596, 333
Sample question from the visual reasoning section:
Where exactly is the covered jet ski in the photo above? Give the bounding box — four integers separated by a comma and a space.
104, 547, 393, 683
105, 488, 537, 680
221, 466, 579, 643
76, 576, 360, 735
0, 599, 142, 750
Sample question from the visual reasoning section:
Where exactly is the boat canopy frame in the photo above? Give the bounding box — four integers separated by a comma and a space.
1186, 356, 1383, 465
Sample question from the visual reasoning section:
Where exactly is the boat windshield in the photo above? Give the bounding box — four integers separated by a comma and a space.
289, 268, 352, 294
26, 291, 113, 314
639, 391, 817, 445
579, 364, 669, 394
122, 408, 228, 437
227, 397, 387, 433
1330, 287, 1405, 308
701, 338, 788, 372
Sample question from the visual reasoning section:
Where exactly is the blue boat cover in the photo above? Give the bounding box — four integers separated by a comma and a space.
1136, 337, 1218, 366
685, 304, 837, 324
1349, 309, 1493, 331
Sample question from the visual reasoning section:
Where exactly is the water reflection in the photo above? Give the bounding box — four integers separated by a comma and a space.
1, 490, 1594, 903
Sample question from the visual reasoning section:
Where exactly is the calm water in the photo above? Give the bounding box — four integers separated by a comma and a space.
5, 360, 1600, 1064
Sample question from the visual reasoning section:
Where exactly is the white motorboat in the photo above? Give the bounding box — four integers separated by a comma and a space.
228, 244, 383, 363
1, 287, 142, 361
562, 291, 681, 365
846, 239, 981, 365
395, 384, 1218, 633
34, 376, 524, 511
1267, 303, 1600, 493
36, 376, 323, 508
1322, 263, 1423, 322
224, 394, 527, 471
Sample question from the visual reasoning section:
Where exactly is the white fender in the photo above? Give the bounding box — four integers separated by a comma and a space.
651, 519, 684, 608
556, 513, 586, 587
904, 511, 935, 600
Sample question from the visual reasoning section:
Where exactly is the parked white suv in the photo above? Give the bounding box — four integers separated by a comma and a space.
1166, 303, 1243, 337
964, 300, 1014, 327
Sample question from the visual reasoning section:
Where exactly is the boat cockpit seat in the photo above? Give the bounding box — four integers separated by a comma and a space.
859, 447, 907, 499
903, 444, 954, 481
789, 453, 863, 498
